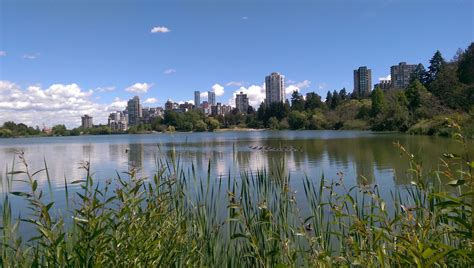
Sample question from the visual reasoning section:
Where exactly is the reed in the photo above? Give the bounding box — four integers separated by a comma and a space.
0, 131, 472, 266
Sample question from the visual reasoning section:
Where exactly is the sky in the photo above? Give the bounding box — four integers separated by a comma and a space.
0, 0, 473, 128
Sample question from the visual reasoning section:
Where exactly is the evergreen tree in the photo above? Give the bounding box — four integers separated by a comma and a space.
290, 90, 305, 111
427, 50, 446, 86
330, 90, 340, 109
305, 92, 323, 110
339, 88, 348, 100
325, 91, 333, 108
410, 63, 428, 85
457, 42, 474, 85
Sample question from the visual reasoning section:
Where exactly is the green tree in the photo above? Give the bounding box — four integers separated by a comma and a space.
268, 117, 279, 130
370, 88, 386, 117
405, 80, 425, 111
304, 92, 323, 110
206, 118, 220, 131
194, 120, 207, 132
52, 124, 68, 136
290, 90, 305, 111
427, 50, 446, 86
325, 91, 332, 108
411, 63, 428, 85
288, 111, 308, 129
457, 42, 474, 85
330, 90, 341, 109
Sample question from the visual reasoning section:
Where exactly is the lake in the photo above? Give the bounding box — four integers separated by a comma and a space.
0, 130, 471, 215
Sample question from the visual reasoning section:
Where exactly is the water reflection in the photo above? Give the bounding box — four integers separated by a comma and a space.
0, 131, 471, 196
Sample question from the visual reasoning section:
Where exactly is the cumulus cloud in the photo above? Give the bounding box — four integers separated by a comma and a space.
125, 83, 153, 94
144, 97, 158, 104
228, 84, 266, 108
163, 68, 176, 75
226, 81, 245, 87
211, 83, 225, 96
285, 80, 311, 94
318, 83, 328, 90
151, 26, 171, 33
200, 91, 208, 98
0, 81, 129, 128
379, 75, 391, 81
22, 53, 39, 60
0, 51, 6, 57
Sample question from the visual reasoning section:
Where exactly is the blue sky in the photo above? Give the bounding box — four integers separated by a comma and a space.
0, 0, 473, 127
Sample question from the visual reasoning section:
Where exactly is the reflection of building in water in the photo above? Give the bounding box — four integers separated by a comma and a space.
82, 144, 93, 159
128, 143, 144, 169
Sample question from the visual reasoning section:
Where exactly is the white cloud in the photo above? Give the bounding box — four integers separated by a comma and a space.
318, 83, 327, 90
0, 51, 6, 57
228, 85, 266, 108
211, 83, 225, 96
22, 53, 39, 60
144, 97, 158, 104
379, 75, 391, 81
200, 91, 208, 98
285, 85, 299, 94
94, 86, 115, 93
163, 68, 176, 75
125, 82, 153, 94
226, 81, 245, 87
151, 26, 171, 33
0, 80, 130, 128
285, 80, 311, 94
241, 16, 248, 20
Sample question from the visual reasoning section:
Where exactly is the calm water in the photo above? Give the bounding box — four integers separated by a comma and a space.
0, 130, 471, 214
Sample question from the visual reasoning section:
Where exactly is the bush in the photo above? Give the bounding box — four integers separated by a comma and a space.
288, 111, 308, 130
194, 120, 208, 132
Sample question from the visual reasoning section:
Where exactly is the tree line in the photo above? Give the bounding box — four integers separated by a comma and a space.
1, 43, 473, 138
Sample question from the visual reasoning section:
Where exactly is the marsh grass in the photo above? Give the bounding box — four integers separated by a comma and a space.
0, 128, 473, 267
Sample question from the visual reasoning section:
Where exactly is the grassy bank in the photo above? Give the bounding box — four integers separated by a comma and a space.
0, 129, 473, 266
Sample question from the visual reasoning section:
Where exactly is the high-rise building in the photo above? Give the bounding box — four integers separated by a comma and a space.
265, 72, 285, 105
390, 62, 417, 89
127, 96, 142, 126
194, 91, 201, 107
211, 102, 222, 116
165, 100, 179, 111
208, 91, 216, 106
235, 91, 249, 114
353, 66, 372, 98
108, 111, 128, 131
81, 115, 93, 129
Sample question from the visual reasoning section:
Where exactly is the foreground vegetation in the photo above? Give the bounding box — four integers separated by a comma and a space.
0, 125, 473, 266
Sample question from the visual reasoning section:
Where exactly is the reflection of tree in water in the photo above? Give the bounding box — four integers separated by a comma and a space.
128, 143, 144, 169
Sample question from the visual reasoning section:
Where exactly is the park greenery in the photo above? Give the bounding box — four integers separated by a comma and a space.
1, 43, 473, 138
0, 124, 472, 266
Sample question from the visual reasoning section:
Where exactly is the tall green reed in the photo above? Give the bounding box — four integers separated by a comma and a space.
0, 130, 472, 267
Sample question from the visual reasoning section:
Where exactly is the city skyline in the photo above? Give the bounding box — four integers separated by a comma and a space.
0, 0, 472, 127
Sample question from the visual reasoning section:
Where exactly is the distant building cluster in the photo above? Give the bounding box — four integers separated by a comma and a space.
80, 62, 422, 130
354, 61, 420, 97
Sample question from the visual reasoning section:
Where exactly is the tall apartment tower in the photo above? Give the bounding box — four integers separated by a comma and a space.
353, 66, 372, 98
194, 91, 201, 107
127, 96, 142, 126
265, 72, 285, 105
81, 115, 93, 129
208, 91, 216, 106
235, 91, 249, 114
390, 62, 417, 89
